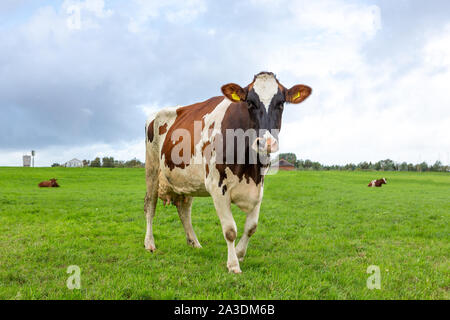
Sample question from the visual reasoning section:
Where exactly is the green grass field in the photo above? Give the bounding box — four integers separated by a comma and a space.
0, 167, 448, 300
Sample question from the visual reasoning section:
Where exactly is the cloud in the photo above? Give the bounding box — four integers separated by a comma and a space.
1, 0, 449, 166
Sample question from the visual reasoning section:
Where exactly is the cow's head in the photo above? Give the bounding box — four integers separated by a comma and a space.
382, 178, 387, 184
221, 72, 311, 154
50, 178, 59, 187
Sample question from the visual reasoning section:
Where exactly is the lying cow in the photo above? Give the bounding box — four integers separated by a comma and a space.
368, 178, 387, 187
144, 71, 312, 273
38, 178, 60, 188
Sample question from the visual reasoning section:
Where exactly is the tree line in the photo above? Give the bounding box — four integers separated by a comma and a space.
52, 157, 144, 168
51, 153, 448, 172
278, 153, 449, 172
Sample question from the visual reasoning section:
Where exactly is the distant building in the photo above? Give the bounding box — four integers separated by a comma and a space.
271, 159, 295, 171
23, 155, 31, 167
64, 158, 83, 168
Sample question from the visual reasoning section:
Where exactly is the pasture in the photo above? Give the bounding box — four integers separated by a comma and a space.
0, 167, 448, 299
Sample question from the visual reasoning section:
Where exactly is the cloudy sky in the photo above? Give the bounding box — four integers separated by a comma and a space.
1, 0, 449, 166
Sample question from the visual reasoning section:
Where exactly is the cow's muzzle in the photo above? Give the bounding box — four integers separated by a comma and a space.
252, 136, 279, 154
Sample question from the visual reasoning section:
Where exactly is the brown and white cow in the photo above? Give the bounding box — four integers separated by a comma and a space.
144, 72, 312, 273
38, 178, 60, 188
368, 178, 387, 187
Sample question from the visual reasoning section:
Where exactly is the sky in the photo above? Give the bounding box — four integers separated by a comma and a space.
1, 0, 449, 166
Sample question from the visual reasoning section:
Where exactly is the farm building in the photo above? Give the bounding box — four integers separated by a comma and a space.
64, 158, 83, 168
23, 155, 31, 167
271, 159, 295, 171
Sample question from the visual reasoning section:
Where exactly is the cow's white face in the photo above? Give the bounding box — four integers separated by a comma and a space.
252, 73, 279, 112
221, 72, 312, 155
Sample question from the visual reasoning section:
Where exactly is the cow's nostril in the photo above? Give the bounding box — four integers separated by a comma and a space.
266, 138, 278, 153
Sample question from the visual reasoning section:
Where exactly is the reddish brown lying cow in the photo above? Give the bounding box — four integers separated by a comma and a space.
38, 178, 60, 188
368, 178, 387, 187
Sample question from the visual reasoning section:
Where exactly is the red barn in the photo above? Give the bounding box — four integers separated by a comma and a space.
272, 159, 295, 171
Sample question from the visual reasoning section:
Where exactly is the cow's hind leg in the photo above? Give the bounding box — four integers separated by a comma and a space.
236, 202, 261, 261
175, 197, 202, 248
144, 191, 158, 252
144, 137, 159, 252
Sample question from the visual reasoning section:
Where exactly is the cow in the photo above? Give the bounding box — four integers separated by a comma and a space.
368, 178, 387, 187
144, 72, 312, 273
38, 178, 60, 188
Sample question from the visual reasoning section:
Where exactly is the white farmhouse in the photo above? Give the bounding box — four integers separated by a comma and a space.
64, 158, 83, 168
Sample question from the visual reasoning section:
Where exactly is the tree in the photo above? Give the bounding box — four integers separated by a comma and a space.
311, 161, 322, 170
82, 160, 90, 167
114, 160, 125, 168
344, 163, 356, 170
374, 161, 382, 171
90, 157, 101, 167
431, 161, 442, 172
358, 161, 370, 170
278, 153, 297, 164
295, 159, 304, 169
125, 158, 144, 168
304, 159, 313, 169
418, 162, 429, 172
379, 159, 395, 171
51, 163, 61, 167
399, 162, 408, 171
102, 157, 115, 168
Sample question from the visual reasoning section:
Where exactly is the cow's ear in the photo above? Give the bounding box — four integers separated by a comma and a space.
221, 83, 247, 102
285, 85, 312, 104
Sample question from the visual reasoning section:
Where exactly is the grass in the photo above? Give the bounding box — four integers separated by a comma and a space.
0, 167, 448, 300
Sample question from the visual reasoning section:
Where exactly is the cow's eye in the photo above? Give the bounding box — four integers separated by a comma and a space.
277, 102, 284, 110
247, 101, 256, 109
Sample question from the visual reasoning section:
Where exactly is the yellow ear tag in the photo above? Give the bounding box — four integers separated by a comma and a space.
231, 92, 241, 101
293, 91, 301, 100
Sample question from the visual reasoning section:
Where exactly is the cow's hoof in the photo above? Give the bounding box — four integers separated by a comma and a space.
144, 241, 156, 252
227, 264, 242, 274
145, 246, 156, 253
236, 250, 245, 261
187, 239, 202, 248
229, 267, 242, 274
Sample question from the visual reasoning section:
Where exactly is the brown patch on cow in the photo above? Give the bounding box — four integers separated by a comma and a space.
222, 185, 227, 195
147, 120, 155, 143
158, 123, 167, 135
225, 229, 236, 242
202, 141, 211, 154
247, 224, 257, 237
202, 141, 212, 162
209, 122, 215, 133
205, 164, 209, 177
161, 96, 225, 170
217, 164, 227, 187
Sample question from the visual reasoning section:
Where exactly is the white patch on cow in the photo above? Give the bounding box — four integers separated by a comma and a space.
193, 98, 232, 165
383, 178, 386, 183
252, 73, 278, 111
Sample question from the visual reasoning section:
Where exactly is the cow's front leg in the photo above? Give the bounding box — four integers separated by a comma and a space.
236, 202, 261, 261
212, 193, 241, 273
